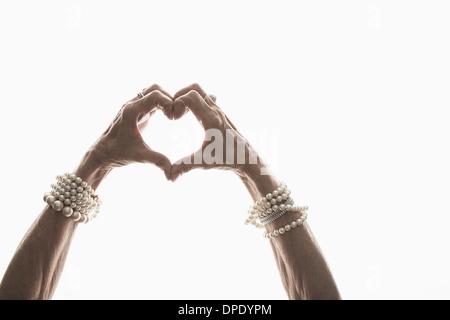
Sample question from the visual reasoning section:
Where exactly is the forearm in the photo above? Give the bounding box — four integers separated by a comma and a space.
240, 164, 341, 300
0, 152, 109, 300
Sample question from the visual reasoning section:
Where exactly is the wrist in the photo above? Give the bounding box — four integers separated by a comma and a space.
73, 150, 111, 191
237, 163, 282, 201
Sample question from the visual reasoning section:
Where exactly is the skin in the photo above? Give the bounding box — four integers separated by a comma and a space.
170, 84, 341, 300
0, 85, 173, 300
0, 83, 340, 300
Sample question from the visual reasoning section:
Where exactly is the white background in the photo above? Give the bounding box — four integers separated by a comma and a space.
0, 0, 449, 300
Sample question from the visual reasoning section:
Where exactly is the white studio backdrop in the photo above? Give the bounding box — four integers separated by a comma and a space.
0, 0, 449, 299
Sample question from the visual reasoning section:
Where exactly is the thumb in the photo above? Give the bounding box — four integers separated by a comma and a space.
170, 149, 204, 182
142, 148, 172, 180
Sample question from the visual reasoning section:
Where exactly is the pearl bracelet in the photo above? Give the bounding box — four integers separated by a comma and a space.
258, 197, 295, 222
264, 213, 308, 239
248, 185, 292, 218
43, 173, 101, 223
261, 205, 308, 226
245, 198, 293, 228
245, 184, 309, 233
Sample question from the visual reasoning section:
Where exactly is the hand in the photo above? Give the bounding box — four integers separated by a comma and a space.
169, 83, 264, 182
83, 84, 174, 180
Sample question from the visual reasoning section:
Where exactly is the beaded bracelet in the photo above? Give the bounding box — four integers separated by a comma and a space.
258, 197, 294, 222
249, 185, 291, 218
43, 173, 101, 224
264, 212, 308, 239
261, 205, 308, 226
245, 184, 309, 233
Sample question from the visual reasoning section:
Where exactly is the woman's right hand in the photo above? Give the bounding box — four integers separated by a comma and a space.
169, 83, 281, 200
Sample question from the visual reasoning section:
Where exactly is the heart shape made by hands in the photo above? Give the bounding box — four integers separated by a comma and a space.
139, 109, 205, 165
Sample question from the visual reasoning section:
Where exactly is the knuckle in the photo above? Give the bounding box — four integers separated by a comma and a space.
147, 84, 162, 92
148, 89, 162, 97
190, 83, 201, 91
187, 89, 201, 101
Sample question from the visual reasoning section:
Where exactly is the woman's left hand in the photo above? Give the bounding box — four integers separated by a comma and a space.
80, 84, 174, 182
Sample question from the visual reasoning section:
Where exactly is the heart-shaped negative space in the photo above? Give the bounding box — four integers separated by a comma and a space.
139, 110, 205, 164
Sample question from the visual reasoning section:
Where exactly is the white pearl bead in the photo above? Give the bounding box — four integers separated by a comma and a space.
270, 198, 277, 205
266, 208, 273, 214
58, 195, 65, 201
64, 178, 71, 185
52, 200, 64, 211
279, 227, 285, 234
273, 190, 279, 197
269, 232, 274, 238
81, 181, 87, 188
272, 205, 278, 212
71, 182, 77, 189
76, 199, 82, 205
297, 218, 303, 225
76, 186, 83, 193
279, 204, 285, 211
80, 214, 88, 224
76, 205, 82, 211
273, 230, 279, 236
64, 199, 71, 205
63, 191, 70, 198
46, 195, 56, 205
75, 177, 82, 184
80, 208, 86, 214
291, 221, 297, 228
82, 197, 88, 203
285, 225, 291, 231
76, 193, 83, 199
282, 193, 288, 200
72, 211, 81, 221
70, 189, 77, 195
286, 205, 292, 211
43, 193, 51, 202
70, 196, 76, 202
54, 191, 60, 197
256, 201, 261, 206
261, 198, 267, 203
65, 185, 71, 192
265, 202, 271, 208
69, 174, 76, 181
277, 187, 283, 193
62, 206, 73, 217
82, 191, 88, 197
266, 193, 273, 200
277, 196, 283, 202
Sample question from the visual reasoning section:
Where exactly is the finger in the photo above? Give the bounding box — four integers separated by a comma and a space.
173, 90, 213, 125
174, 83, 207, 99
140, 147, 173, 180
173, 83, 208, 119
127, 90, 173, 121
170, 149, 205, 182
128, 84, 173, 104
